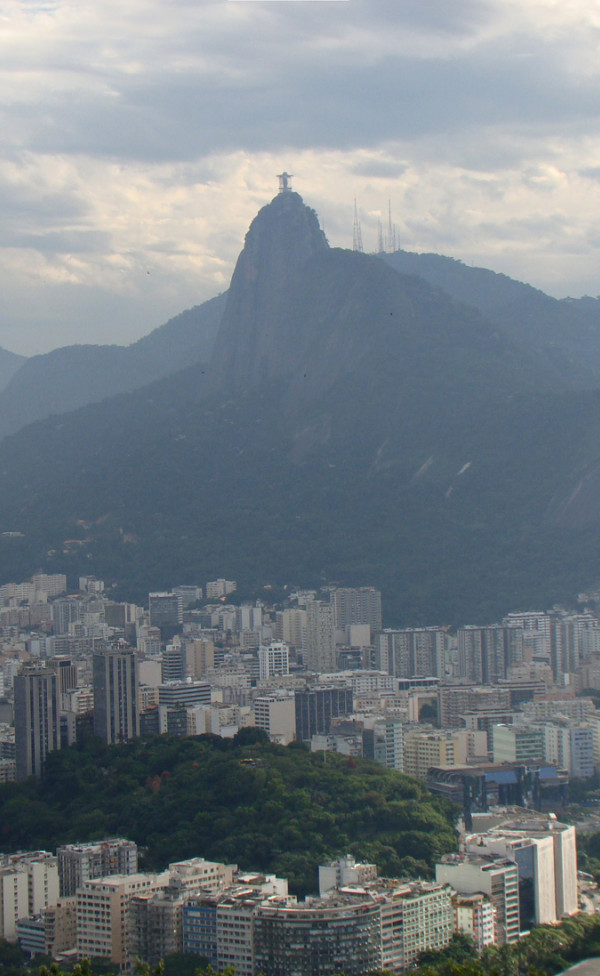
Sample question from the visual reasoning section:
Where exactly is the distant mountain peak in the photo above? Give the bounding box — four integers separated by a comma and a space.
210, 191, 329, 389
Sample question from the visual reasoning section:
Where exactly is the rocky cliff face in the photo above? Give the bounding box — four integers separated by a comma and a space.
210, 191, 328, 389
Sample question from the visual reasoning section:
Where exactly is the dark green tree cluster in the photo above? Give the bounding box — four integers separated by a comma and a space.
413, 914, 600, 976
0, 733, 457, 896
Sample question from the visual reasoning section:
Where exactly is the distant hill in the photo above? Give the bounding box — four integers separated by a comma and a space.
0, 193, 600, 623
381, 249, 600, 388
0, 346, 26, 392
0, 294, 225, 441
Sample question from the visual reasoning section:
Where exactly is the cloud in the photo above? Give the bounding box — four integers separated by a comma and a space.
1, 0, 600, 352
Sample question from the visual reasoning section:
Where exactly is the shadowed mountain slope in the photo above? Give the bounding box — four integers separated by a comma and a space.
1, 193, 600, 623
381, 249, 600, 389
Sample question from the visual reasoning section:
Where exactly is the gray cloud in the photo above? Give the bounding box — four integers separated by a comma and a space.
2, 0, 600, 352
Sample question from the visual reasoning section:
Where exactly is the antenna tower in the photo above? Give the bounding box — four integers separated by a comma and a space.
352, 199, 363, 252
377, 220, 384, 253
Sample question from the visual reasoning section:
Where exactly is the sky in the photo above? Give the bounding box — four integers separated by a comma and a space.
2, 0, 600, 355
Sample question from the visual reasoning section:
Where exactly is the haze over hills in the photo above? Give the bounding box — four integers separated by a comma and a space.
381, 249, 600, 390
2, 191, 600, 623
0, 347, 26, 392
0, 294, 225, 441
3, 202, 600, 441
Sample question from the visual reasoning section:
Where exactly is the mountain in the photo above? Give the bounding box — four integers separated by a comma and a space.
381, 249, 600, 389
0, 347, 26, 392
0, 294, 225, 441
1, 192, 600, 623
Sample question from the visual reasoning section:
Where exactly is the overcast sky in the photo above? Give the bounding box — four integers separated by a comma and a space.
2, 0, 600, 354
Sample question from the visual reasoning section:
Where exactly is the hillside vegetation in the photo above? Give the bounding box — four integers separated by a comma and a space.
0, 732, 458, 896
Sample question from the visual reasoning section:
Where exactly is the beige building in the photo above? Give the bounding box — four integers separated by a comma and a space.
44, 896, 77, 957
76, 872, 168, 967
403, 727, 458, 779
275, 608, 307, 649
453, 893, 496, 951
168, 857, 235, 893
185, 639, 215, 679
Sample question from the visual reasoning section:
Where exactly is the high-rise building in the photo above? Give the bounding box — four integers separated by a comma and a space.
253, 894, 382, 976
148, 592, 183, 629
129, 889, 186, 966
32, 573, 67, 599
542, 721, 594, 779
93, 646, 139, 744
57, 839, 138, 897
206, 579, 236, 599
304, 601, 336, 672
453, 893, 496, 952
185, 639, 215, 679
457, 626, 524, 684
0, 867, 28, 940
491, 724, 544, 764
254, 694, 296, 744
377, 628, 445, 678
157, 681, 211, 710
275, 608, 307, 648
174, 585, 202, 607
331, 587, 382, 634
258, 642, 289, 680
403, 726, 458, 780
161, 641, 185, 682
436, 855, 520, 944
294, 686, 353, 741
14, 664, 61, 780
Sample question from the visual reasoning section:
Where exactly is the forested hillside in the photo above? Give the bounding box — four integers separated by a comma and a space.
0, 732, 458, 896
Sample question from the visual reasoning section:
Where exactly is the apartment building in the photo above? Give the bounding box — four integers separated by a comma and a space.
76, 872, 169, 968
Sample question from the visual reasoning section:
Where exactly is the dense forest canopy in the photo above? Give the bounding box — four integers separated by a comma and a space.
0, 732, 458, 896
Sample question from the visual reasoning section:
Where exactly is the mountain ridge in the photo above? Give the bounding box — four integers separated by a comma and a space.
0, 294, 226, 441
1, 192, 600, 623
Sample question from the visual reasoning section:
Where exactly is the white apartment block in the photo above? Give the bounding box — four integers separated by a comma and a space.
466, 832, 557, 925
503, 611, 551, 660
258, 642, 290, 681
0, 867, 28, 941
5, 852, 59, 917
463, 817, 578, 925
77, 872, 169, 967
542, 721, 594, 779
319, 856, 377, 896
32, 574, 68, 599
254, 694, 296, 744
436, 856, 520, 944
